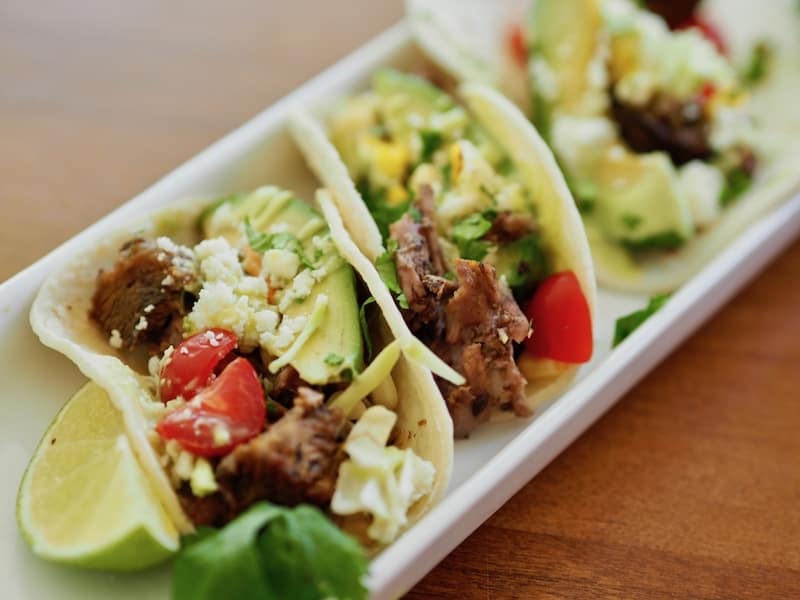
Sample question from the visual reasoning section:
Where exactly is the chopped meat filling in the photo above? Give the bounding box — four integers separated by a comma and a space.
484, 211, 537, 244
179, 388, 344, 527
215, 388, 344, 514
90, 239, 196, 354
611, 93, 712, 165
390, 185, 457, 338
391, 191, 532, 437
432, 260, 531, 437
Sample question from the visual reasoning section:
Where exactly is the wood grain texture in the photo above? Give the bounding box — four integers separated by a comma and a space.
1, 2, 798, 598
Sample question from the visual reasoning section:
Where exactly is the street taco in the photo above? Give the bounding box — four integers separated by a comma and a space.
29, 186, 453, 553
406, 0, 800, 293
290, 69, 596, 438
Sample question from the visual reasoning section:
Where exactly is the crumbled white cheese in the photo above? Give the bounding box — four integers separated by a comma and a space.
279, 269, 317, 311
134, 316, 148, 331
262, 249, 300, 284
108, 329, 123, 349
260, 314, 307, 353
143, 304, 155, 314
195, 237, 243, 285
679, 160, 724, 228
161, 274, 175, 286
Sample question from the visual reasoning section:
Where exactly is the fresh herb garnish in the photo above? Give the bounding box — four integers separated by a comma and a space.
621, 213, 643, 231
375, 240, 410, 309
324, 353, 344, 366
173, 503, 368, 600
375, 240, 402, 295
742, 41, 773, 87
622, 231, 685, 253
358, 296, 377, 361
356, 179, 409, 240
498, 233, 548, 296
441, 163, 453, 190
419, 130, 443, 164
451, 213, 493, 261
245, 220, 315, 268
409, 205, 422, 223
496, 156, 514, 176
613, 295, 670, 347
720, 167, 753, 207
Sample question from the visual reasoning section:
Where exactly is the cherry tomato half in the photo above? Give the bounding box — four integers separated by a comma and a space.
156, 357, 266, 457
508, 23, 528, 68
525, 271, 593, 363
160, 329, 238, 402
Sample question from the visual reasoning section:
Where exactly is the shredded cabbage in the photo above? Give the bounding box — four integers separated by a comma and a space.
331, 405, 435, 544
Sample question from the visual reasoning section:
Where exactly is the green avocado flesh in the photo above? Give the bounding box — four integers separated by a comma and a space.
201, 188, 363, 384
594, 153, 693, 249
529, 0, 693, 252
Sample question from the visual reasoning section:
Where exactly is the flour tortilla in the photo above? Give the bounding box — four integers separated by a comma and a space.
406, 0, 800, 293
289, 80, 597, 415
29, 195, 453, 539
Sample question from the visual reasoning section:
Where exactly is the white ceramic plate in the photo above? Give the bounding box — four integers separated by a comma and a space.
2, 23, 798, 600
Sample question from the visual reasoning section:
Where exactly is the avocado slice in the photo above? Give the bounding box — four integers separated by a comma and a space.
528, 0, 602, 123
594, 151, 694, 250
201, 187, 363, 384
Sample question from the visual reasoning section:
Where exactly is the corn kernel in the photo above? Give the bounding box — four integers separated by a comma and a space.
387, 184, 408, 206
449, 142, 463, 182
367, 137, 409, 180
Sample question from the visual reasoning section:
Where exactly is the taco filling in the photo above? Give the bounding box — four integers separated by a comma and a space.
328, 69, 593, 437
524, 0, 757, 257
88, 187, 435, 544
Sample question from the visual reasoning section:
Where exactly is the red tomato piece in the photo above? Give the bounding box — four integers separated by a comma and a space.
524, 271, 593, 363
156, 357, 266, 457
508, 23, 528, 68
159, 328, 238, 402
677, 16, 727, 55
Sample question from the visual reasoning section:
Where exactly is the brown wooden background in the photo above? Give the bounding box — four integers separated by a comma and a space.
2, 2, 799, 598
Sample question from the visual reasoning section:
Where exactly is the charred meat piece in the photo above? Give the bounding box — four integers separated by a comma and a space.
177, 483, 233, 528
611, 93, 712, 165
271, 365, 304, 408
643, 0, 700, 29
484, 211, 537, 244
390, 187, 457, 338
215, 387, 344, 513
432, 259, 531, 437
90, 238, 196, 353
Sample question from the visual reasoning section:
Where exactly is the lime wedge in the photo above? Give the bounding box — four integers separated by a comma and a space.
17, 382, 179, 571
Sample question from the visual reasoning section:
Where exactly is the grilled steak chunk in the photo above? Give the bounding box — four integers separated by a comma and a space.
90, 239, 196, 353
390, 186, 533, 437
611, 93, 712, 165
390, 186, 457, 337
215, 388, 344, 512
432, 259, 531, 437
484, 211, 537, 244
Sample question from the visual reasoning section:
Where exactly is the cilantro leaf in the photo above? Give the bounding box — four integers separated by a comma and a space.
621, 232, 685, 253
451, 213, 493, 261
173, 503, 367, 600
324, 353, 344, 366
495, 233, 547, 298
742, 42, 773, 87
418, 130, 443, 164
245, 220, 315, 268
359, 296, 377, 361
720, 167, 753, 207
375, 240, 402, 295
613, 295, 670, 347
356, 179, 409, 240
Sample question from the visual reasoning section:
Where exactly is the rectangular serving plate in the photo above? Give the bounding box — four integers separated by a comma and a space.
1, 22, 798, 600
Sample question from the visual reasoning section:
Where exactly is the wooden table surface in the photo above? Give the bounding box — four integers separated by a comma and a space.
2, 2, 798, 598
